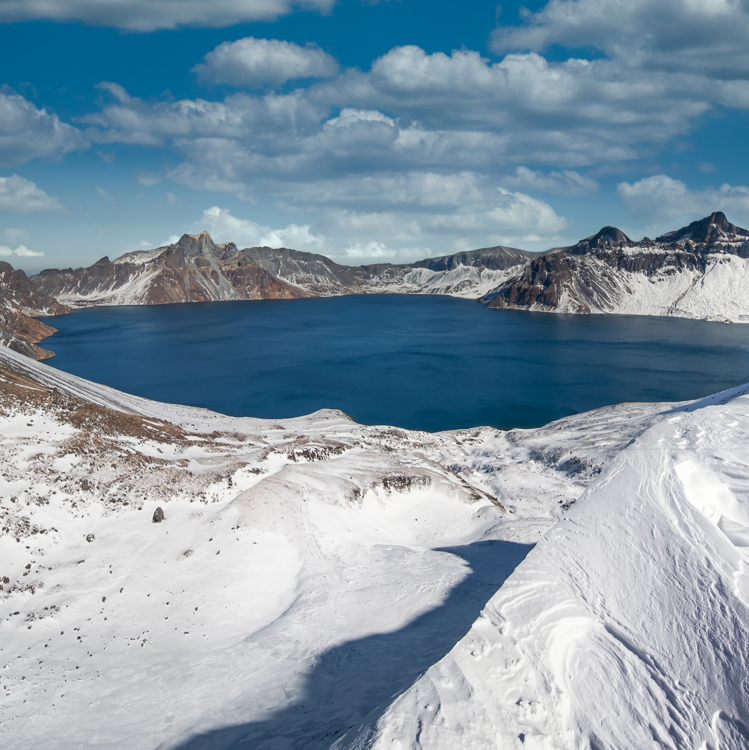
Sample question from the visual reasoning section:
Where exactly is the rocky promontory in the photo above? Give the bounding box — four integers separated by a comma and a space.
0, 261, 70, 360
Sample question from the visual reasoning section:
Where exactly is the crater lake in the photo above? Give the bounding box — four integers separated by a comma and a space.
43, 294, 749, 432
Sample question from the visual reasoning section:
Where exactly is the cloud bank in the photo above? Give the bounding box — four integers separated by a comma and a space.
617, 175, 749, 225
0, 92, 86, 167
0, 0, 336, 31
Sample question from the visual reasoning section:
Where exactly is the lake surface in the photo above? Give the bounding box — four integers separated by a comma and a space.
44, 295, 749, 432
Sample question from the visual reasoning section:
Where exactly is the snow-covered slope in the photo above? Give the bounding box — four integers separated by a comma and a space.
0, 345, 680, 750
484, 212, 749, 323
337, 384, 749, 749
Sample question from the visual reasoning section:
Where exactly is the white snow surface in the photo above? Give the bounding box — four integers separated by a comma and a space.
1, 345, 748, 748
337, 385, 749, 749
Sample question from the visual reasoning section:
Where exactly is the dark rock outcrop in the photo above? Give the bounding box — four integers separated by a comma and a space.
0, 261, 70, 360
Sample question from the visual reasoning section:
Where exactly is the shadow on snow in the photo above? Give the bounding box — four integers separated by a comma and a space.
167, 540, 532, 750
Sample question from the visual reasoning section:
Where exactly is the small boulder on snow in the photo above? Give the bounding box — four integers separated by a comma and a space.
152, 507, 165, 523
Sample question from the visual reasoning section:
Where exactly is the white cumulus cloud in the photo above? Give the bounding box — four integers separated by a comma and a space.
0, 0, 336, 32
13, 244, 44, 257
0, 244, 44, 257
486, 188, 568, 241
343, 241, 398, 259
0, 174, 65, 213
617, 174, 749, 224
194, 37, 339, 87
199, 206, 324, 249
492, 0, 749, 80
0, 92, 86, 167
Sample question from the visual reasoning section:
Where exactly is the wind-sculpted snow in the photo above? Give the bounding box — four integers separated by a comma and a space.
338, 385, 749, 749
0, 345, 680, 749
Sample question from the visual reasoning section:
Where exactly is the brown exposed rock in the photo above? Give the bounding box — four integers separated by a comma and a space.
0, 261, 70, 360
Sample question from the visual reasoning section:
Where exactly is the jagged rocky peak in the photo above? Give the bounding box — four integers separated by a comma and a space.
171, 230, 237, 259
656, 211, 749, 244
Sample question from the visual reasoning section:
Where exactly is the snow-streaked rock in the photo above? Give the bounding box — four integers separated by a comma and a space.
484, 212, 749, 324
0, 345, 678, 750
30, 238, 534, 309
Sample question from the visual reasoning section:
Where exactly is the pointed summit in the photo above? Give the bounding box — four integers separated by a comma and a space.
656, 212, 749, 243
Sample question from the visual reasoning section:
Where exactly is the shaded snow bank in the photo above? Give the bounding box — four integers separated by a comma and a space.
337, 384, 749, 749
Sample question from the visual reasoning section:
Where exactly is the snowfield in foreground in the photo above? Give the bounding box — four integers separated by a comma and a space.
1, 346, 748, 749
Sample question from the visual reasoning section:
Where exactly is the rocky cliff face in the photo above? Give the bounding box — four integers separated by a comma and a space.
482, 212, 749, 322
0, 261, 70, 360
227, 244, 536, 298
32, 232, 308, 307
32, 234, 534, 307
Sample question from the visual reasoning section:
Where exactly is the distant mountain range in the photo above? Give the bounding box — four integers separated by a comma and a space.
1, 211, 748, 359
31, 231, 532, 306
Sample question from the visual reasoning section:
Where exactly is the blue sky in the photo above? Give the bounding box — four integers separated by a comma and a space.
1, 0, 749, 272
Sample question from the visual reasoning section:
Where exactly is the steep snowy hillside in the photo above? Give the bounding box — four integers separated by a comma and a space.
0, 345, 678, 750
483, 212, 749, 323
0, 261, 69, 360
338, 384, 749, 750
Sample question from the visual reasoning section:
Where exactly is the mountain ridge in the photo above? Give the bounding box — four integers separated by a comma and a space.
31, 238, 535, 306
3, 211, 749, 361
483, 211, 749, 321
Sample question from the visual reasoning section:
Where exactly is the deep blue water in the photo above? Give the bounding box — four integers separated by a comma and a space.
44, 295, 749, 432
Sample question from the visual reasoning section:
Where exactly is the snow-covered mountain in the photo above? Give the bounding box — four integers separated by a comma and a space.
27, 212, 749, 326
31, 232, 309, 307
4, 209, 749, 364
2, 344, 749, 748
0, 261, 69, 360
30, 233, 534, 307
482, 212, 749, 323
